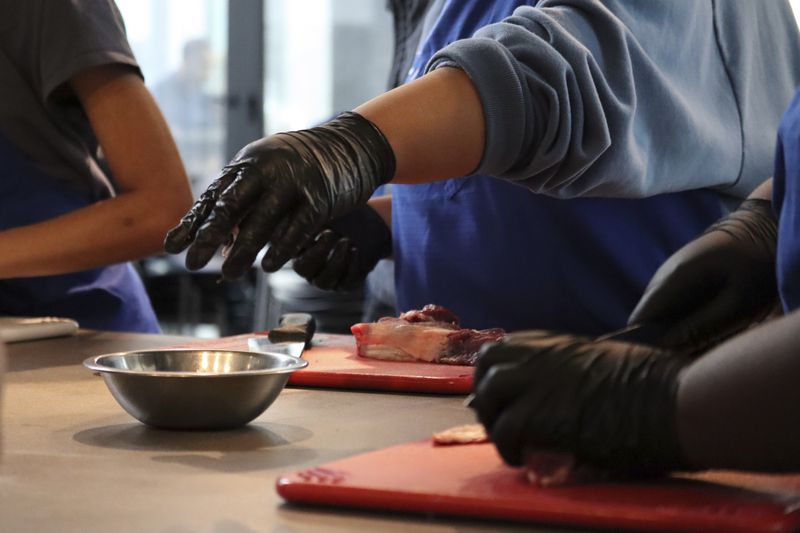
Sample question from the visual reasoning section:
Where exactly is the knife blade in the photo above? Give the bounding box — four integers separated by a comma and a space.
595, 322, 667, 345
247, 337, 305, 358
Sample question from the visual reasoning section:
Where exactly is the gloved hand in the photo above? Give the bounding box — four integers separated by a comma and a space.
163, 112, 396, 279
629, 199, 779, 351
292, 204, 392, 290
472, 331, 692, 473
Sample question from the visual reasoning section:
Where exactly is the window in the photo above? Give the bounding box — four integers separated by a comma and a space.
115, 0, 395, 335
117, 0, 228, 197
264, 0, 393, 133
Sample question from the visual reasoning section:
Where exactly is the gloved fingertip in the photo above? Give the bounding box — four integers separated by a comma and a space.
291, 255, 314, 279
312, 240, 353, 290
313, 274, 338, 291
163, 225, 190, 254
163, 238, 186, 255
261, 248, 287, 272
185, 245, 216, 271
221, 257, 249, 280
339, 260, 364, 291
164, 242, 185, 255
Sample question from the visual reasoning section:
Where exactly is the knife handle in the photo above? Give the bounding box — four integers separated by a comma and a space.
268, 313, 316, 346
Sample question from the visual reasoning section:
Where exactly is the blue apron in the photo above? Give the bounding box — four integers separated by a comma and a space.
393, 0, 726, 333
0, 132, 160, 333
774, 89, 800, 313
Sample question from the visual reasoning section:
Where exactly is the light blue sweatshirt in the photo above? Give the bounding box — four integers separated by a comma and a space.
428, 0, 800, 199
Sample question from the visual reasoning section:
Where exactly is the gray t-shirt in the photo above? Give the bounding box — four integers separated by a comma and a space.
428, 0, 800, 200
0, 0, 141, 201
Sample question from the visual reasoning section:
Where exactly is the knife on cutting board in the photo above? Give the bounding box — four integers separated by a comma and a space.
247, 313, 317, 358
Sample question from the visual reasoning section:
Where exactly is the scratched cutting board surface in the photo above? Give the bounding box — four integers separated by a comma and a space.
276, 439, 800, 533
169, 333, 473, 394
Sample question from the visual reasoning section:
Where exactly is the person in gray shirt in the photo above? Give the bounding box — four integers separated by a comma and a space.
0, 0, 192, 331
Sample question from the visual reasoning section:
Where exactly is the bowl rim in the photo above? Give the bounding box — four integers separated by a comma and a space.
82, 348, 308, 378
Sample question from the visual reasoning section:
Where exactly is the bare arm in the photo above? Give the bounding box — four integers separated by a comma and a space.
677, 308, 800, 471
0, 65, 192, 279
367, 195, 392, 229
748, 177, 773, 201
355, 67, 485, 185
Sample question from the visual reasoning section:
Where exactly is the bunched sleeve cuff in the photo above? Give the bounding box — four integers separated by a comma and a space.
428, 38, 532, 180
420, 1, 775, 200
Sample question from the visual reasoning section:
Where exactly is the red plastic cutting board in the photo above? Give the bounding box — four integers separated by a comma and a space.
169, 333, 473, 394
276, 440, 800, 532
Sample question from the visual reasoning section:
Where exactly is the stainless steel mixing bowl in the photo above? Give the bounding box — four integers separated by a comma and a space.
83, 349, 308, 430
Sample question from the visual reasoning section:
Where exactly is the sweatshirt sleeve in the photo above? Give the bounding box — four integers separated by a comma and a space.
427, 0, 799, 199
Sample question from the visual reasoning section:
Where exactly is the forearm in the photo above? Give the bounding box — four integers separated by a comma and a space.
0, 66, 192, 279
747, 177, 773, 202
367, 195, 392, 229
0, 191, 178, 278
355, 67, 484, 185
677, 309, 800, 471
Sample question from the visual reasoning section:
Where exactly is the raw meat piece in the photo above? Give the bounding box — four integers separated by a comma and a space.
432, 424, 488, 446
351, 305, 505, 365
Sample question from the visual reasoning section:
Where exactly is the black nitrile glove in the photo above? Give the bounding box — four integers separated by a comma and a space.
629, 199, 778, 351
472, 331, 692, 473
292, 204, 392, 290
163, 112, 396, 279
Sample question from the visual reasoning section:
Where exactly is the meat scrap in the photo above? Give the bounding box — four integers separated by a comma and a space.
431, 423, 609, 488
351, 304, 505, 365
432, 424, 489, 446
398, 305, 460, 325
